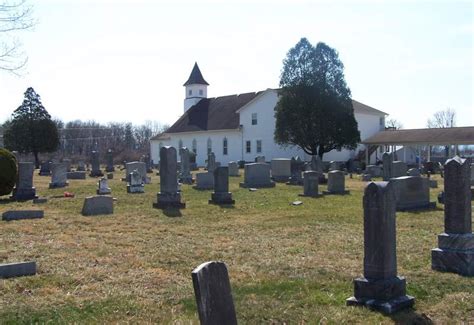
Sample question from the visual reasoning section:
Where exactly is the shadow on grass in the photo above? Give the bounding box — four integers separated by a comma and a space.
163, 208, 183, 217
389, 308, 434, 324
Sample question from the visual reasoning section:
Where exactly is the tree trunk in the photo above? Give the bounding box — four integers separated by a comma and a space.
33, 151, 40, 169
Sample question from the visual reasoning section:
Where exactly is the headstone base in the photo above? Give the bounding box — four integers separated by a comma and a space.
209, 192, 235, 205
90, 171, 104, 177
11, 188, 37, 201
153, 192, 185, 209
346, 276, 414, 314
106, 167, 115, 172
49, 182, 69, 189
239, 182, 275, 188
431, 233, 474, 276
127, 184, 144, 193
323, 190, 350, 195
396, 201, 436, 212
0, 261, 37, 279
38, 171, 51, 176
97, 188, 112, 195
2, 210, 44, 221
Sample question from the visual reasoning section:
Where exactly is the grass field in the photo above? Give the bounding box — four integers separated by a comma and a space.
0, 168, 473, 324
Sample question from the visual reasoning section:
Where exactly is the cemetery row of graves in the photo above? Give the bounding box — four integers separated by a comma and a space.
0, 146, 473, 323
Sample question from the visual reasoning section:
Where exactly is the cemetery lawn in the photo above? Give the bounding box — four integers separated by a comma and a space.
0, 170, 473, 324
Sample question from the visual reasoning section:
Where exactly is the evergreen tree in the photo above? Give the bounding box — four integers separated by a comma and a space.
274, 38, 360, 159
3, 87, 59, 167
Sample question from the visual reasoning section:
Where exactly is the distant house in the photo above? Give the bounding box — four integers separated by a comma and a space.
150, 63, 387, 166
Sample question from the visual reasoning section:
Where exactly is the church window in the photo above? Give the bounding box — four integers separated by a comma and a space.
188, 89, 192, 96
256, 140, 262, 153
223, 138, 228, 155
246, 140, 251, 153
178, 139, 183, 149
207, 138, 212, 155
199, 89, 203, 96
251, 113, 258, 125
192, 139, 197, 154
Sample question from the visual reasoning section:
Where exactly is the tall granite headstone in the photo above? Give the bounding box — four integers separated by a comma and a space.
179, 147, 193, 184
209, 167, 234, 204
127, 170, 145, 193
153, 146, 185, 209
299, 171, 322, 197
207, 152, 217, 173
90, 151, 103, 177
105, 149, 115, 172
192, 261, 238, 325
347, 182, 414, 313
38, 161, 51, 176
382, 152, 393, 181
49, 162, 69, 188
11, 162, 37, 200
324, 170, 350, 195
432, 156, 474, 276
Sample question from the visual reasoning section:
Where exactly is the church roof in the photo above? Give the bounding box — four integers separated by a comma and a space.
183, 62, 209, 86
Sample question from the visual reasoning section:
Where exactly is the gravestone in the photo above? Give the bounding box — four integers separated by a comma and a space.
145, 154, 153, 173
192, 261, 237, 325
255, 155, 265, 163
307, 155, 327, 183
471, 163, 474, 186
389, 176, 435, 211
0, 261, 37, 279
299, 171, 322, 197
67, 171, 86, 180
153, 146, 185, 209
209, 167, 234, 205
11, 162, 37, 200
49, 162, 69, 188
366, 165, 382, 178
63, 159, 72, 172
77, 160, 86, 171
90, 151, 103, 177
240, 163, 275, 188
382, 152, 394, 181
82, 196, 114, 216
97, 177, 111, 195
432, 156, 474, 276
207, 152, 217, 173
407, 168, 421, 177
329, 161, 340, 171
228, 161, 240, 177
271, 158, 291, 182
106, 149, 115, 172
324, 170, 350, 195
38, 161, 51, 176
125, 162, 149, 184
179, 147, 193, 184
2, 210, 44, 221
346, 182, 415, 313
391, 161, 408, 178
127, 170, 145, 193
287, 156, 304, 185
195, 172, 214, 190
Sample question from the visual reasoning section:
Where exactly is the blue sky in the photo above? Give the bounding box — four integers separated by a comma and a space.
0, 0, 472, 129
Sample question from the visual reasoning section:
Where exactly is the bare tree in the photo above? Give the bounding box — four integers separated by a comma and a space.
385, 118, 403, 130
427, 108, 456, 128
0, 0, 35, 73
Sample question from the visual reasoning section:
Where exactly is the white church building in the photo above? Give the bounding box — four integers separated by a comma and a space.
150, 63, 387, 166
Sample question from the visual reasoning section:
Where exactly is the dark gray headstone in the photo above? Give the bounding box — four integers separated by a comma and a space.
287, 156, 304, 185
153, 146, 185, 209
90, 151, 103, 177
82, 196, 114, 216
195, 172, 214, 190
432, 156, 474, 276
299, 171, 322, 197
179, 147, 193, 184
271, 158, 291, 182
2, 210, 44, 221
127, 170, 144, 193
39, 161, 51, 176
106, 149, 115, 172
0, 261, 37, 279
209, 167, 234, 204
382, 152, 393, 181
347, 182, 414, 313
11, 162, 37, 201
97, 177, 111, 195
49, 162, 69, 188
192, 261, 237, 325
324, 170, 349, 195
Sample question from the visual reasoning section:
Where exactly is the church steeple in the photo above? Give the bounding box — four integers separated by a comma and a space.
183, 62, 209, 112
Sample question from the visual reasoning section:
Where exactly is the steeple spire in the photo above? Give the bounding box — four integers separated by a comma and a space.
183, 62, 209, 86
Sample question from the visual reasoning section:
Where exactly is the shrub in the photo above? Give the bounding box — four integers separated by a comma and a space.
0, 148, 17, 196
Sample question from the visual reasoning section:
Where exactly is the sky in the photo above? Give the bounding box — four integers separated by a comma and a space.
0, 0, 472, 129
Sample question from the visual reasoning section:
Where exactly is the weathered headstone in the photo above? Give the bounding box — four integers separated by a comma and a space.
271, 158, 291, 182
347, 182, 415, 313
324, 170, 350, 195
106, 149, 115, 172
254, 155, 265, 163
0, 261, 37, 279
240, 163, 275, 188
366, 165, 382, 178
287, 156, 304, 185
38, 161, 51, 176
307, 155, 327, 183
11, 162, 37, 200
127, 170, 145, 193
329, 161, 340, 171
228, 161, 240, 177
382, 152, 394, 181
432, 156, 474, 276
77, 160, 86, 171
391, 161, 407, 178
63, 159, 72, 172
195, 172, 214, 190
125, 162, 149, 184
179, 147, 193, 184
207, 152, 217, 173
97, 177, 111, 195
299, 171, 322, 197
192, 261, 237, 325
470, 163, 474, 186
90, 151, 103, 177
389, 176, 435, 211
49, 162, 69, 188
407, 168, 421, 177
82, 196, 114, 216
2, 210, 44, 221
209, 167, 235, 204
153, 146, 185, 209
